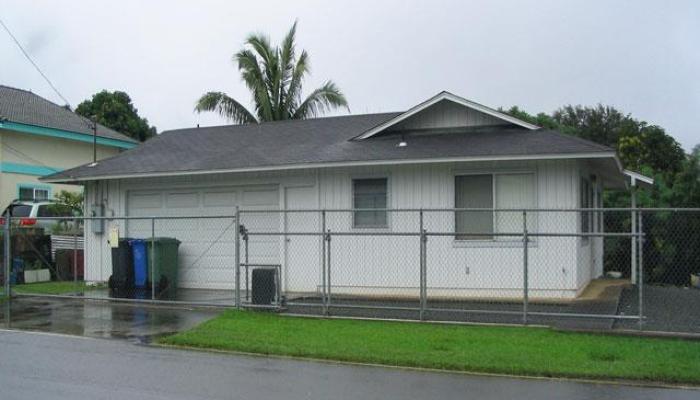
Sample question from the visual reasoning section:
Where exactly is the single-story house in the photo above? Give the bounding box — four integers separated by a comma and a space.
0, 85, 137, 210
43, 91, 647, 299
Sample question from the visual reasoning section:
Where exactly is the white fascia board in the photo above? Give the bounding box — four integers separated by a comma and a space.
355, 91, 540, 140
42, 151, 617, 183
623, 169, 654, 187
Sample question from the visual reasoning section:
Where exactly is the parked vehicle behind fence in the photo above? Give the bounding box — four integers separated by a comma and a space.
1, 200, 81, 234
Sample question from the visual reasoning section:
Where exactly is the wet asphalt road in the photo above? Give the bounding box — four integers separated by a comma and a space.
1, 330, 697, 400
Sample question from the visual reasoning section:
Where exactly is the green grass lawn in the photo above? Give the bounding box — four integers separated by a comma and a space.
13, 281, 97, 295
160, 310, 700, 384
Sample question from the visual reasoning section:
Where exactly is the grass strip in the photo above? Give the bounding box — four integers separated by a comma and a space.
160, 310, 700, 384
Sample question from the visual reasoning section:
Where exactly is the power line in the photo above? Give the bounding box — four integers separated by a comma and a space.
1, 17, 101, 158
2, 142, 60, 171
0, 18, 71, 107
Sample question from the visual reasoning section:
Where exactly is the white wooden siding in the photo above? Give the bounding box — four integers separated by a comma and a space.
84, 159, 595, 299
388, 99, 509, 132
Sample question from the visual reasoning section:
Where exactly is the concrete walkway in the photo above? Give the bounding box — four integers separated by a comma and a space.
0, 296, 220, 342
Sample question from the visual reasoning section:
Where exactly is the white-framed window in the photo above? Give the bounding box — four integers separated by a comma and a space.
18, 184, 50, 201
454, 172, 536, 241
352, 178, 388, 228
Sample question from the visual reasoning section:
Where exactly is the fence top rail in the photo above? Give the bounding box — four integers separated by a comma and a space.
2, 215, 238, 221
245, 231, 642, 238
238, 207, 700, 213
5, 208, 698, 223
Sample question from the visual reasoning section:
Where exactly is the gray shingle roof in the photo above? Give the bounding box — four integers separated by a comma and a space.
0, 85, 137, 143
43, 112, 614, 182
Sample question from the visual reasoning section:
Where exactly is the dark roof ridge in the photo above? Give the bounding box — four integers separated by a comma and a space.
163, 112, 402, 135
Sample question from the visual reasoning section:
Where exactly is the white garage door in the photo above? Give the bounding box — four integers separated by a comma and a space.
126, 186, 279, 289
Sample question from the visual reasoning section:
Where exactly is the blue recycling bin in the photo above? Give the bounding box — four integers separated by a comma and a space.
11, 257, 24, 285
130, 240, 149, 288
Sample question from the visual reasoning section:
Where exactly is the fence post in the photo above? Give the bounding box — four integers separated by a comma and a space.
321, 210, 327, 315
326, 228, 332, 313
150, 218, 156, 300
244, 226, 249, 302
73, 217, 78, 295
522, 210, 529, 325
638, 210, 644, 331
4, 215, 10, 297
419, 209, 426, 321
234, 207, 241, 309
631, 190, 637, 284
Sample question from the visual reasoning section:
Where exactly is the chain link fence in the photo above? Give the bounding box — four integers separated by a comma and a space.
2, 209, 699, 334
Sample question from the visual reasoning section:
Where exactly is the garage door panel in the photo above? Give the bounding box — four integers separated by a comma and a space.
199, 218, 237, 232
129, 192, 163, 210
165, 192, 199, 208
203, 191, 237, 207
241, 214, 279, 231
243, 189, 278, 206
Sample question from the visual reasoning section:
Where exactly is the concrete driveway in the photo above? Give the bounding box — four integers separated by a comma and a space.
0, 296, 221, 343
0, 329, 697, 400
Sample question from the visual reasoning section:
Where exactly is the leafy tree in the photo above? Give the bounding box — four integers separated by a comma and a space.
503, 104, 685, 178
195, 22, 349, 124
551, 105, 635, 147
500, 106, 560, 130
618, 125, 685, 178
52, 190, 84, 213
503, 104, 695, 284
76, 91, 156, 142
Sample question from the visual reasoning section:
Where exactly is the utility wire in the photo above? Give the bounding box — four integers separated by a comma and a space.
2, 142, 60, 171
1, 18, 97, 133
0, 18, 71, 107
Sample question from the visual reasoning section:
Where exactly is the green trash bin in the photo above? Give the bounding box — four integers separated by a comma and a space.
146, 237, 181, 299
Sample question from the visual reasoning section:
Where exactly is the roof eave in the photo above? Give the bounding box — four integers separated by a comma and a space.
41, 151, 618, 184
0, 120, 138, 149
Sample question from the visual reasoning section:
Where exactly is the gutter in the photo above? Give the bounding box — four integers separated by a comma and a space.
0, 120, 137, 149
41, 151, 619, 184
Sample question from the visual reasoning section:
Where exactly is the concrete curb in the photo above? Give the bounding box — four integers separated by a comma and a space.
155, 341, 700, 391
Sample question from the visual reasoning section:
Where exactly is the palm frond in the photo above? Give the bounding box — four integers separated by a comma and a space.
194, 92, 257, 124
200, 22, 349, 124
246, 33, 280, 118
278, 20, 298, 117
292, 80, 349, 120
235, 49, 274, 121
285, 49, 309, 115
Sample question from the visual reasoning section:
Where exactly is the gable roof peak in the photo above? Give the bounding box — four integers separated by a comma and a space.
354, 91, 540, 140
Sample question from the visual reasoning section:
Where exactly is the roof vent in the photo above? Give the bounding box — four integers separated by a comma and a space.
397, 134, 407, 148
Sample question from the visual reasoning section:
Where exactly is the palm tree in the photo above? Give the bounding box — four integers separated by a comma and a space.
195, 22, 349, 124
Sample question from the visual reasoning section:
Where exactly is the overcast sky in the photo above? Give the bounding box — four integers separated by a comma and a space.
2, 0, 698, 149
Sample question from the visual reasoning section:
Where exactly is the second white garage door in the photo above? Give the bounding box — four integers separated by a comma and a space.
126, 186, 279, 289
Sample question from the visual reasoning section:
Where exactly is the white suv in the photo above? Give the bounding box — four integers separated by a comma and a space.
1, 200, 80, 234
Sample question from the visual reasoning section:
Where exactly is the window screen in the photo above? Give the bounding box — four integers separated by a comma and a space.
19, 187, 35, 201
495, 174, 536, 237
353, 178, 388, 228
455, 175, 493, 240
35, 189, 49, 201
18, 186, 49, 201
